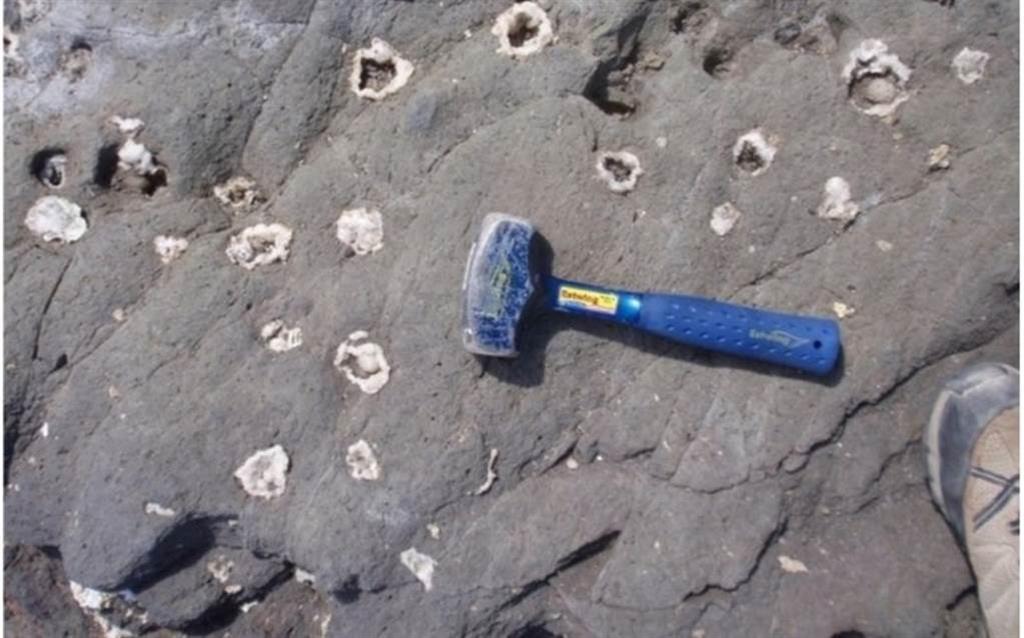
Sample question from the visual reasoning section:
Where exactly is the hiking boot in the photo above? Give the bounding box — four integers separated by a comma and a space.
925, 362, 1019, 638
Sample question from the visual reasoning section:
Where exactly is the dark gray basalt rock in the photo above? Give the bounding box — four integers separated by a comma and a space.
4, 1, 1017, 636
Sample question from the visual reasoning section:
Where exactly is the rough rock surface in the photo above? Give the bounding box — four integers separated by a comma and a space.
3, 0, 1016, 636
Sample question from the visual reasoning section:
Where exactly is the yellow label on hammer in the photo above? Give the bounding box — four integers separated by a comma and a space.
558, 286, 619, 315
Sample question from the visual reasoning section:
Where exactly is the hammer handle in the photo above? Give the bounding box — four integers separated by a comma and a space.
546, 278, 841, 376
637, 293, 840, 376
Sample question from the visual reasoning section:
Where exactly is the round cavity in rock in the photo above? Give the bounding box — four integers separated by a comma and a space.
732, 129, 777, 176
671, 2, 709, 34
25, 195, 87, 243
140, 167, 167, 196
4, 27, 24, 75
492, 2, 554, 59
59, 39, 92, 79
595, 151, 643, 194
774, 11, 840, 55
951, 47, 990, 85
225, 223, 293, 270
848, 71, 902, 111
842, 39, 911, 118
507, 13, 538, 47
361, 59, 395, 92
355, 351, 380, 374
336, 208, 384, 256
30, 148, 67, 188
4, 26, 18, 58
774, 22, 801, 45
350, 38, 414, 101
93, 144, 119, 188
861, 75, 897, 103
735, 143, 762, 172
702, 46, 733, 77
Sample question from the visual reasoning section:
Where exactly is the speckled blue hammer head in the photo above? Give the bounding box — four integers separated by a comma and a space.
461, 213, 538, 357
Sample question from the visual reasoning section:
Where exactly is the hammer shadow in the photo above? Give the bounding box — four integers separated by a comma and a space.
478, 234, 847, 388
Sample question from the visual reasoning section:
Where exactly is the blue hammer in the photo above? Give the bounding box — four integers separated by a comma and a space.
461, 214, 841, 376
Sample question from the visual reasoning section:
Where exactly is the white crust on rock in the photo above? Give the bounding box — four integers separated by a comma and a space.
831, 301, 855, 319
234, 444, 289, 499
732, 129, 777, 176
710, 202, 742, 236
400, 547, 437, 592
473, 448, 499, 495
70, 582, 132, 638
346, 439, 381, 481
144, 502, 175, 517
334, 331, 390, 394
259, 320, 303, 352
25, 196, 87, 243
952, 47, 990, 85
778, 555, 809, 573
595, 151, 643, 194
350, 38, 414, 101
927, 144, 952, 171
842, 39, 912, 118
226, 223, 293, 270
816, 177, 859, 223
109, 115, 145, 137
207, 555, 234, 584
117, 138, 160, 176
295, 568, 316, 586
153, 235, 188, 264
492, 2, 554, 59
336, 208, 384, 255
214, 176, 264, 212
70, 581, 108, 610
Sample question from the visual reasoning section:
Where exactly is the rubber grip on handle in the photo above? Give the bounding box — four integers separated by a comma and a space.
637, 293, 840, 376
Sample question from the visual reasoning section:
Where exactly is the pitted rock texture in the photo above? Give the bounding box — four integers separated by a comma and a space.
4, 1, 1017, 636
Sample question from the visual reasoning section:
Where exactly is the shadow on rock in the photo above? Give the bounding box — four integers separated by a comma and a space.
123, 515, 234, 593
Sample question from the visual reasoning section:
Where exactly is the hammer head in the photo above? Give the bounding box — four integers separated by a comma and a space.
461, 213, 539, 357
